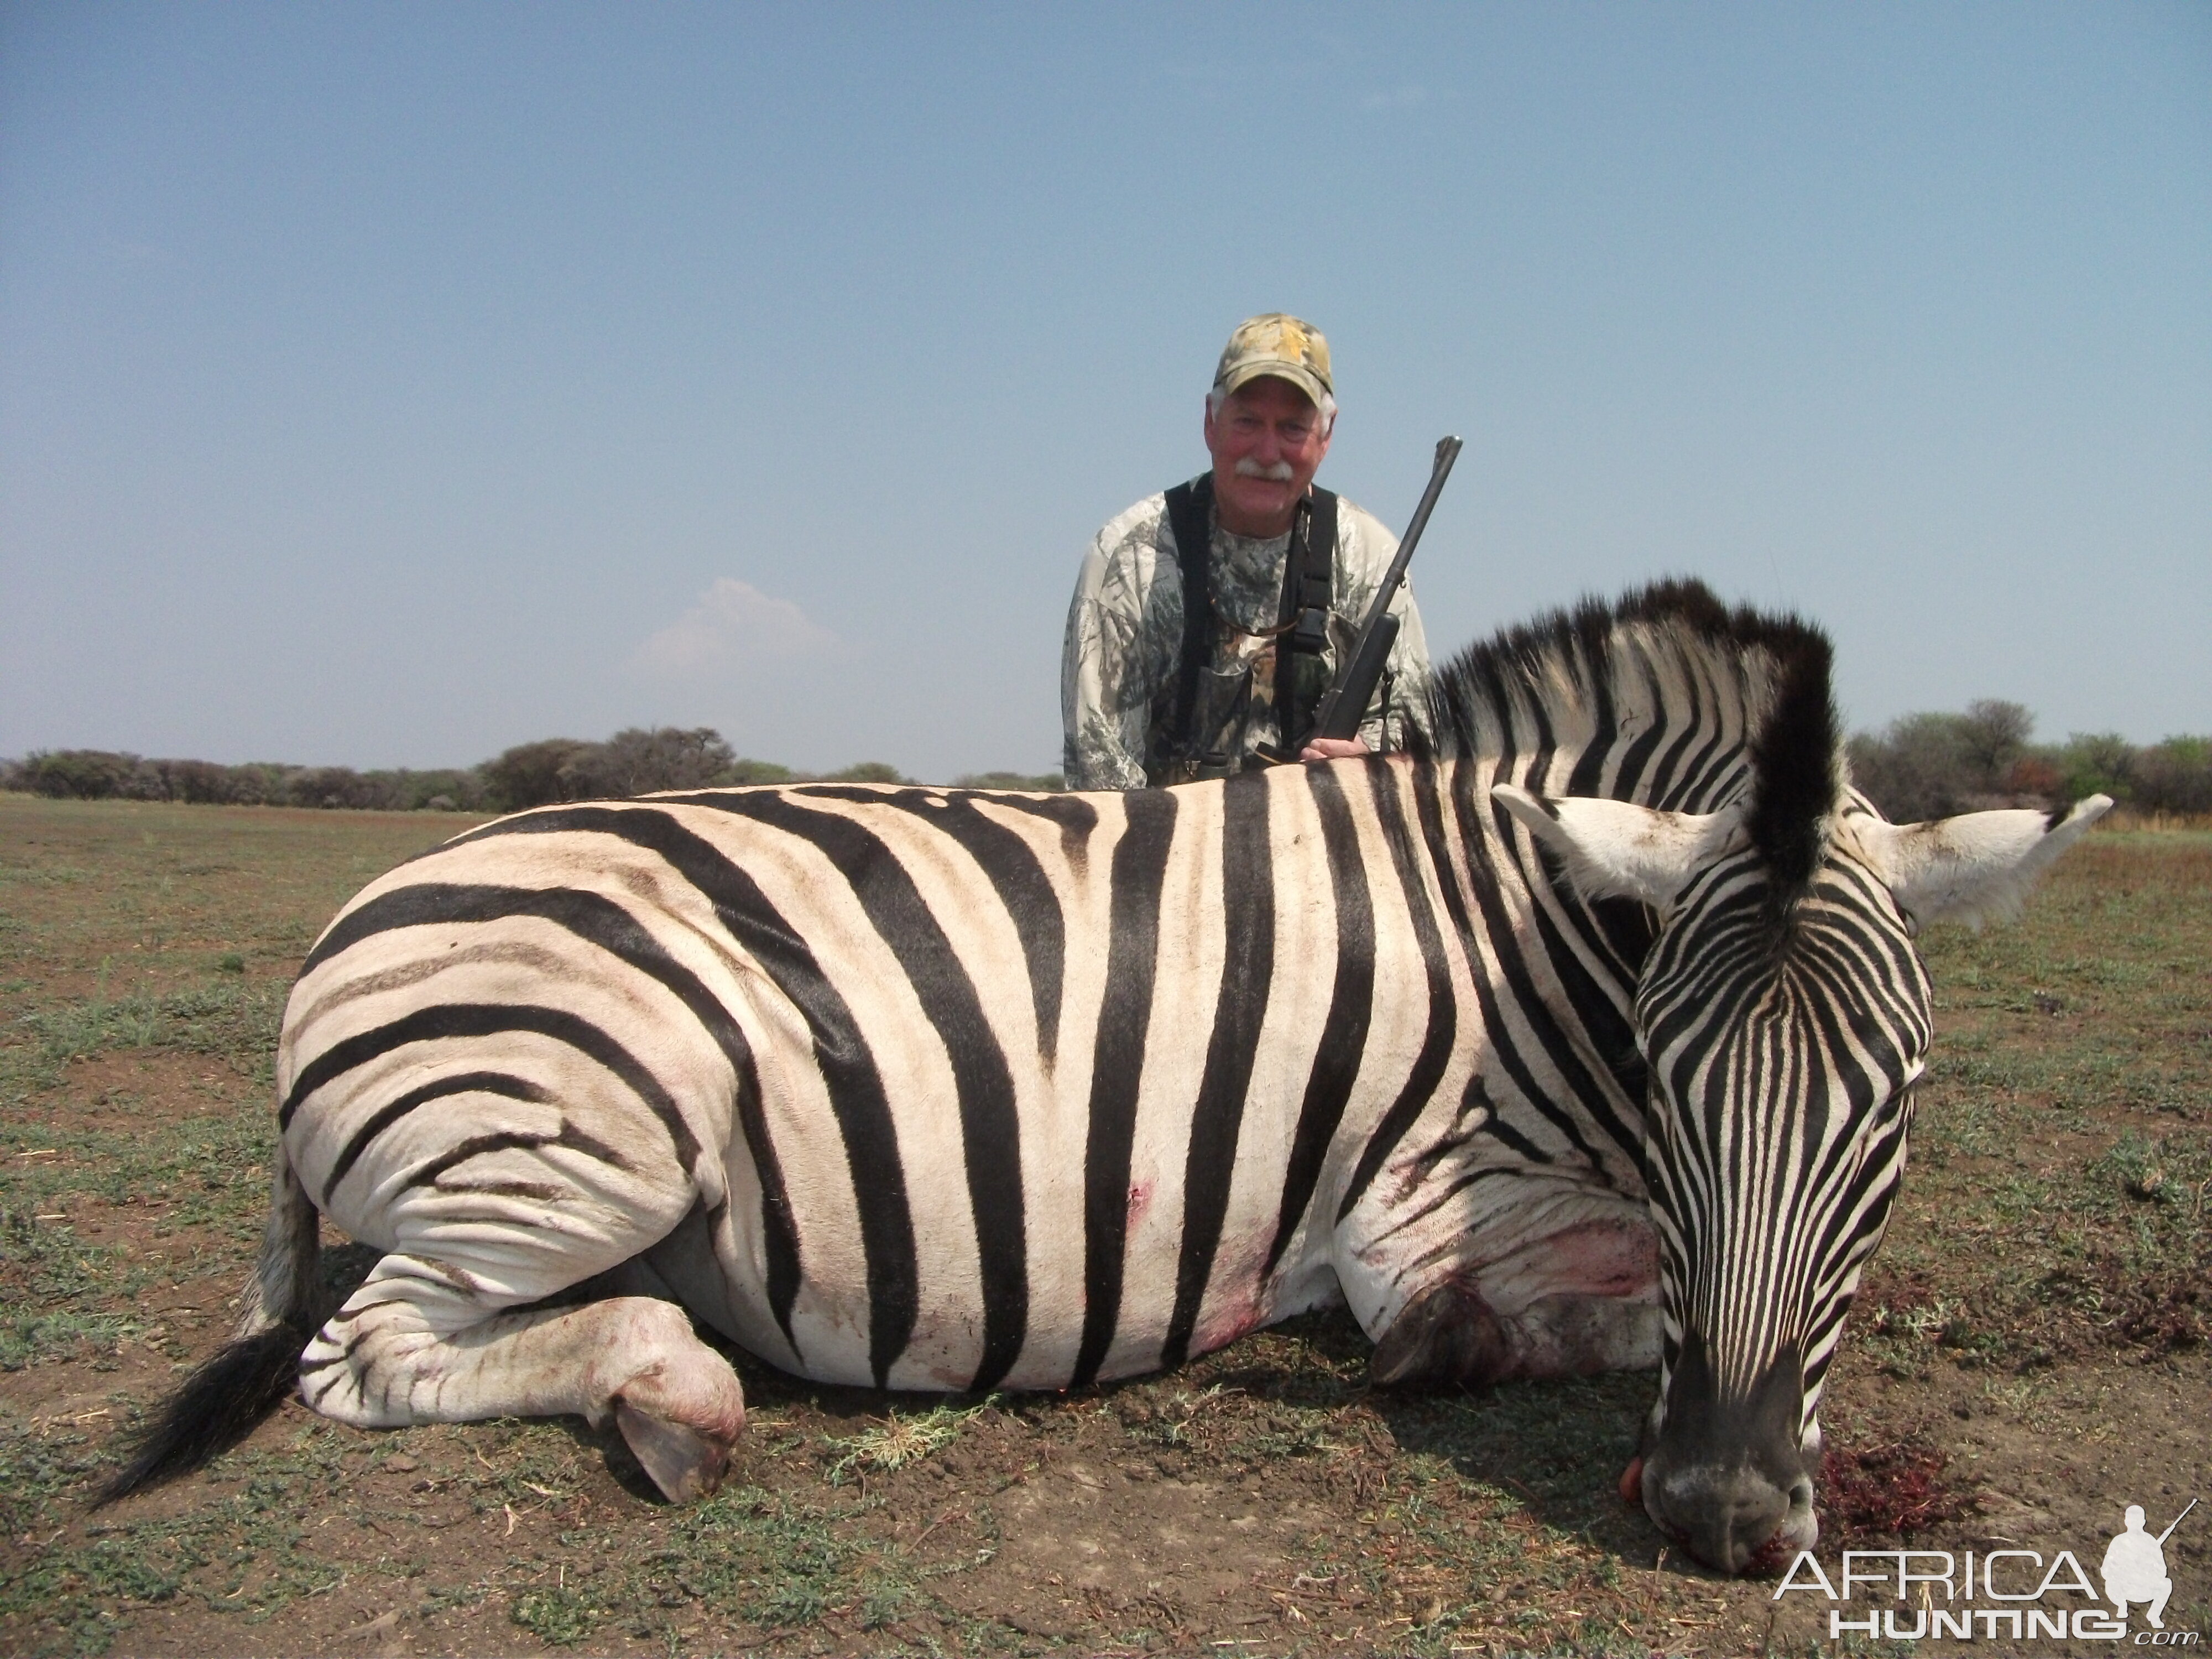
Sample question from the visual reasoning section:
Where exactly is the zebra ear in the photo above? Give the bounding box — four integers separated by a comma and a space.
1855, 794, 2112, 929
1492, 784, 1735, 911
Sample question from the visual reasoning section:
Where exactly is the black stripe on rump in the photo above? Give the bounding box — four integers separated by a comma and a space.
800, 785, 1069, 1070
438, 806, 907, 1373
321, 1069, 550, 1207
1262, 764, 1375, 1277
299, 883, 739, 1165
1072, 789, 1178, 1389
1335, 764, 1458, 1223
662, 791, 1028, 1394
1160, 773, 1275, 1370
296, 878, 805, 1348
282, 1001, 685, 1156
407, 1118, 635, 1191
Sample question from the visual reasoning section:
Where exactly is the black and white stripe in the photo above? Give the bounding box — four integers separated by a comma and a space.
112, 578, 2105, 1573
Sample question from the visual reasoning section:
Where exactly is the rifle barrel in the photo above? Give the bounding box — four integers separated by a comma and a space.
1351, 435, 1460, 639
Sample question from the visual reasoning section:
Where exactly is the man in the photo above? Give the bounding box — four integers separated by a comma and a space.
1061, 313, 1434, 790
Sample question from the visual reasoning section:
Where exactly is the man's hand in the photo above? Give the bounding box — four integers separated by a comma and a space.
1298, 737, 1369, 763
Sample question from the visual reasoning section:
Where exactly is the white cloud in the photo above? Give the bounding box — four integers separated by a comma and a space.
633, 578, 847, 678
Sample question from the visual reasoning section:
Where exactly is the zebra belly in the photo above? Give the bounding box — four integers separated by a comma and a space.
710, 1053, 1319, 1392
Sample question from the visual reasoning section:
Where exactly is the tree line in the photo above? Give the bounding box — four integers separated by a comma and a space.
6, 705, 2206, 819
0, 727, 1063, 812
1845, 701, 2210, 821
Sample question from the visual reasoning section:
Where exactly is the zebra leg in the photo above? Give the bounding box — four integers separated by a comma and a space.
1366, 1214, 1661, 1387
298, 1255, 745, 1502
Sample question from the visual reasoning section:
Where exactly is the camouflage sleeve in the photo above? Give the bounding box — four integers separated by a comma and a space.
1336, 502, 1436, 752
1061, 496, 1176, 791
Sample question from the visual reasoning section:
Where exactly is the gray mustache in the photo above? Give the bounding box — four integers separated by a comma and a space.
1234, 458, 1297, 482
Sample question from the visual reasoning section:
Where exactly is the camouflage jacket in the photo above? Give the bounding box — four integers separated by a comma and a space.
1061, 478, 1434, 791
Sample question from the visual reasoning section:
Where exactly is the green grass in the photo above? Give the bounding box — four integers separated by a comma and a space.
17, 978, 288, 1067
0, 1418, 362, 1658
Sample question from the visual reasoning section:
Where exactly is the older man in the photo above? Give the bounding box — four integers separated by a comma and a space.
1061, 313, 1434, 790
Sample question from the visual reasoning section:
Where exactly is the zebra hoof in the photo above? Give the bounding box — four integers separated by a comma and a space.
1369, 1280, 1514, 1387
615, 1399, 732, 1503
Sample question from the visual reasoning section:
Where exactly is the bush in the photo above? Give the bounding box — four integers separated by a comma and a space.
1849, 700, 2037, 821
953, 771, 1065, 792
564, 727, 740, 798
724, 758, 797, 786
220, 764, 293, 806
1848, 718, 1974, 821
2128, 736, 2211, 815
372, 768, 486, 812
2051, 732, 2136, 807
481, 738, 597, 812
1955, 699, 2034, 784
19, 750, 140, 799
6, 733, 1074, 811
285, 766, 398, 810
1848, 704, 2212, 821
157, 759, 242, 804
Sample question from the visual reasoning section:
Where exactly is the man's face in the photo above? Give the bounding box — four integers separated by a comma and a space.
1204, 376, 1331, 537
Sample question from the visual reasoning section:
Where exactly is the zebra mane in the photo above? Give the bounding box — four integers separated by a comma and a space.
1425, 577, 1842, 894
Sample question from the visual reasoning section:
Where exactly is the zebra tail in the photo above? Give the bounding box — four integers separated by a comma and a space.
97, 1142, 320, 1504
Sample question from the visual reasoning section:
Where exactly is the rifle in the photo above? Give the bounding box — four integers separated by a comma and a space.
1292, 434, 1461, 749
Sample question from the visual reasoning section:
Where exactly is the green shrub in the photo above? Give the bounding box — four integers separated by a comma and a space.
2132, 735, 2212, 814
19, 750, 140, 800
2051, 732, 2135, 806
953, 770, 1065, 791
481, 738, 596, 812
821, 760, 906, 784
565, 727, 739, 797
1843, 701, 2190, 819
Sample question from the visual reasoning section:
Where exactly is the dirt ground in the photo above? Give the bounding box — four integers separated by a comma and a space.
2, 797, 2206, 1657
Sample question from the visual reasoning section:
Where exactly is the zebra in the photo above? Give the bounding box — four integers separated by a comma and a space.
103, 579, 2107, 1575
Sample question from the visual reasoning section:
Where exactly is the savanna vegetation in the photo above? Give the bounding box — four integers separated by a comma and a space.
1, 729, 1065, 815
0, 794, 2205, 1657
6, 700, 2205, 824
1844, 699, 2211, 822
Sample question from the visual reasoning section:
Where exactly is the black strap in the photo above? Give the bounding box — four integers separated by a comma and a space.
1272, 487, 1337, 749
1159, 477, 1338, 776
1163, 476, 1215, 765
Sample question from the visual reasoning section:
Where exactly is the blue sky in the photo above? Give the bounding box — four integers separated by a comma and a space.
3, 3, 2206, 780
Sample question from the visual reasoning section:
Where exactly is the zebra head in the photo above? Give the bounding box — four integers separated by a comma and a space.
1492, 640, 2110, 1576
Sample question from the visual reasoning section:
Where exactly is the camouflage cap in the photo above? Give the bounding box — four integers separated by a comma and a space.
1213, 313, 1333, 408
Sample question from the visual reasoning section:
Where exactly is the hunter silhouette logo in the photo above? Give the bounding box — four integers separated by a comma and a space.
2105, 1500, 2195, 1631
